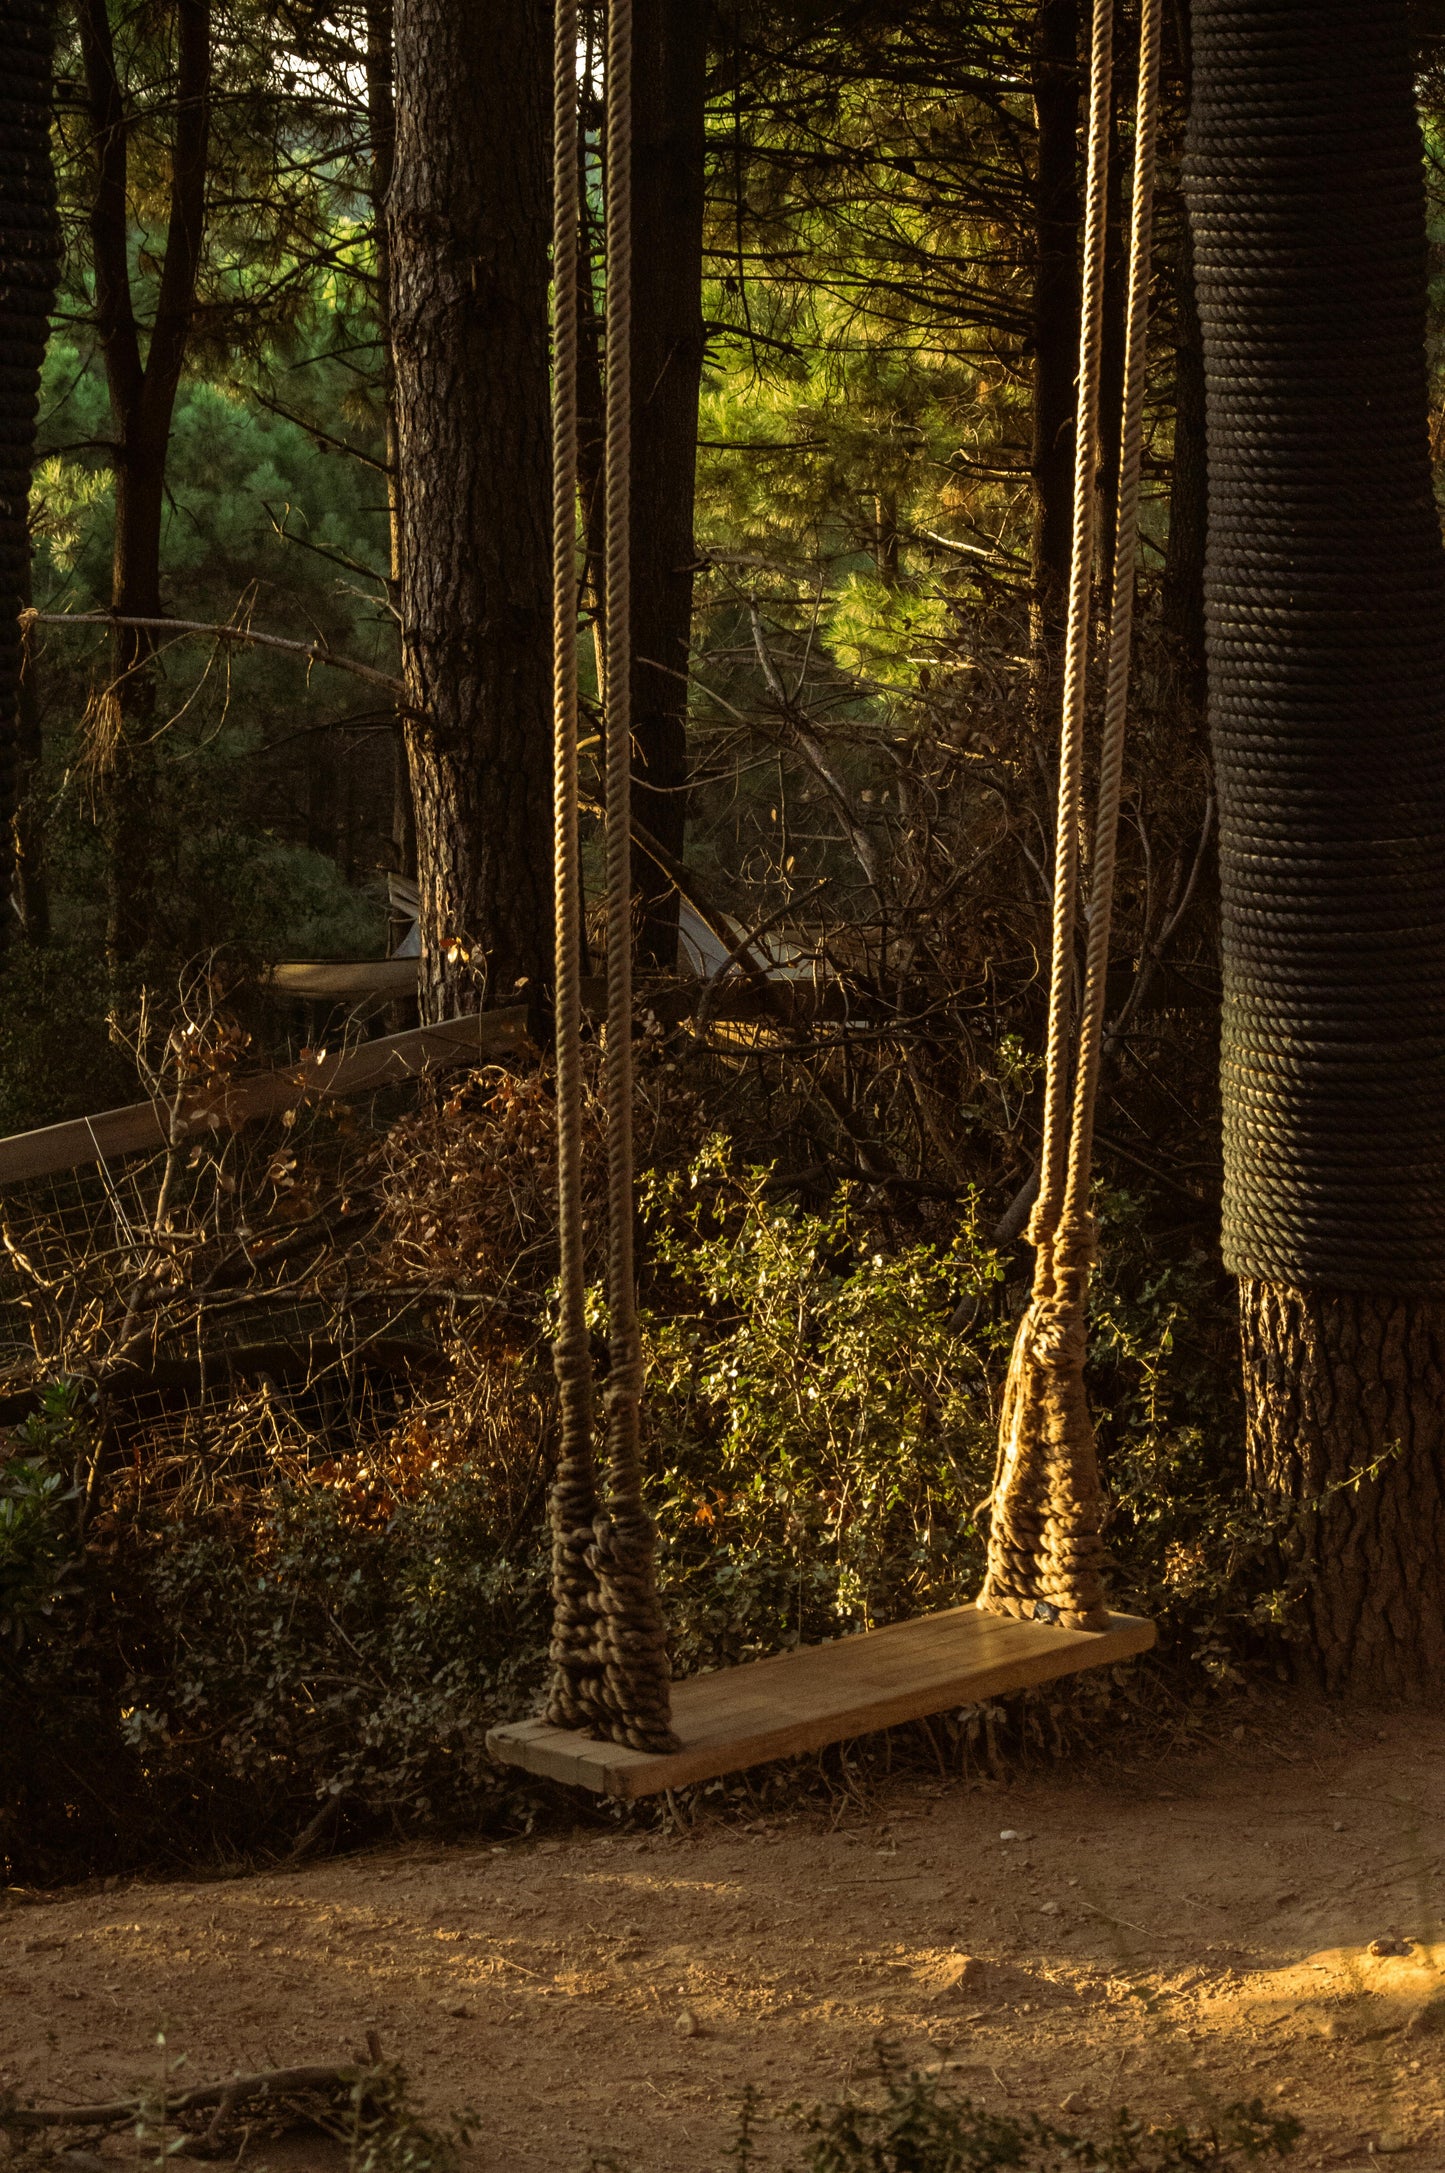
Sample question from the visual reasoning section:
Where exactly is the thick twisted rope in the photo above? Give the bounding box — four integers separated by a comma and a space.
546, 0, 676, 1752
591, 0, 677, 1752
1062, 0, 1162, 1239
545, 0, 605, 1731
1028, 0, 1116, 1257
980, 0, 1161, 1633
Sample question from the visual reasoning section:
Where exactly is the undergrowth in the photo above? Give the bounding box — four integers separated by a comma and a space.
1, 2050, 1301, 2173
591, 2054, 1301, 2172
0, 1064, 1279, 1882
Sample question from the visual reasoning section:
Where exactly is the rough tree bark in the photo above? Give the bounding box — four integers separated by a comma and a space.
1187, 0, 1445, 1695
364, 0, 414, 889
1027, 0, 1081, 729
77, 0, 210, 972
628, 0, 708, 970
387, 0, 552, 1021
0, 1, 60, 953
1240, 1282, 1445, 1695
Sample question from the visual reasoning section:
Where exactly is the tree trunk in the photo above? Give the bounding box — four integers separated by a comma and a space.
78, 0, 210, 972
1240, 1281, 1445, 1696
628, 0, 707, 970
388, 0, 552, 1021
365, 0, 415, 897
366, 0, 401, 604
14, 578, 49, 947
1187, 0, 1445, 1693
0, 0, 60, 954
1028, 0, 1081, 729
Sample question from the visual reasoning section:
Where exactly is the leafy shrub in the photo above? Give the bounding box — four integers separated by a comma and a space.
640, 1140, 1007, 1667
0, 1380, 90, 1648
595, 2054, 1300, 2172
785, 2063, 1299, 2173
0, 1107, 1274, 1878
114, 1462, 549, 1846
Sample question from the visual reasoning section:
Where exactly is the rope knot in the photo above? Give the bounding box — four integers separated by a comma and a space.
1053, 1213, 1098, 1274
1023, 1199, 1055, 1251
1027, 1292, 1089, 1369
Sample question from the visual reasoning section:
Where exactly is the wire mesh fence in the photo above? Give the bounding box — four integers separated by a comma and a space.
0, 1003, 533, 1500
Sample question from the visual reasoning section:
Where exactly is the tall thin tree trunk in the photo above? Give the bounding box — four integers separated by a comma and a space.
0, 0, 60, 955
14, 580, 50, 947
1187, 0, 1445, 1694
1028, 0, 1081, 731
629, 0, 707, 971
388, 0, 552, 1020
365, 0, 414, 889
77, 0, 210, 973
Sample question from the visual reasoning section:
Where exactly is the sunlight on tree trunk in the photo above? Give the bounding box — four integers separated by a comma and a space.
388, 0, 551, 1021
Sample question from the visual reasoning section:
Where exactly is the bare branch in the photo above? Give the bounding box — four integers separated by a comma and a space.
26, 611, 411, 707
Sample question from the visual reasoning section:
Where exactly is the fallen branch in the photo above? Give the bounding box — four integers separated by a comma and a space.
1, 2062, 374, 2132
24, 610, 411, 708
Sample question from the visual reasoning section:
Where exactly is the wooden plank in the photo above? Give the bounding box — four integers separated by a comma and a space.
0, 1008, 528, 1188
269, 959, 421, 999
486, 1605, 1155, 1799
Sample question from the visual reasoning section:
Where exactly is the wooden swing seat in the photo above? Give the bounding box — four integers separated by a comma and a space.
486, 1604, 1154, 1800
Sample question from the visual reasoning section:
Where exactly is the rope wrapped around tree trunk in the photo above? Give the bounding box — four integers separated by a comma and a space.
545, 0, 676, 1753
978, 0, 1161, 1633
1183, 0, 1445, 1298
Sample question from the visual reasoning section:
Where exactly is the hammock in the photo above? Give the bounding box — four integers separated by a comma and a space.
489, 0, 1159, 1800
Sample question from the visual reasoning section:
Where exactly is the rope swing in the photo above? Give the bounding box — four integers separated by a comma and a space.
522, 0, 1161, 1779
979, 0, 1162, 1631
546, 0, 677, 1755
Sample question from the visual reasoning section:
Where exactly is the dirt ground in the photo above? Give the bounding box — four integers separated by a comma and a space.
4, 1703, 1445, 2172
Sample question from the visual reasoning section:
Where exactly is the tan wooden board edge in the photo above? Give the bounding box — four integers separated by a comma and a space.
269, 959, 422, 999
486, 1605, 1155, 1799
0, 1007, 528, 1188
270, 960, 858, 1025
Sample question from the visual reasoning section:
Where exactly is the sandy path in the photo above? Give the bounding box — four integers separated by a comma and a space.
3, 1705, 1444, 2170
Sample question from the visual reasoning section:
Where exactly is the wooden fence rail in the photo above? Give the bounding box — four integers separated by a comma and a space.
0, 1008, 528, 1189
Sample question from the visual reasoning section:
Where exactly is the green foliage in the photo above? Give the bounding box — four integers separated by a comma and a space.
0, 1456, 77, 1651
0, 1135, 1278, 1878
637, 1147, 1265, 1688
593, 2055, 1301, 2173
335, 2061, 473, 2173
112, 1460, 550, 1848
28, 323, 392, 982
639, 1141, 1006, 1667
786, 2057, 1300, 2173
1080, 1191, 1279, 1679
0, 1380, 91, 1649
